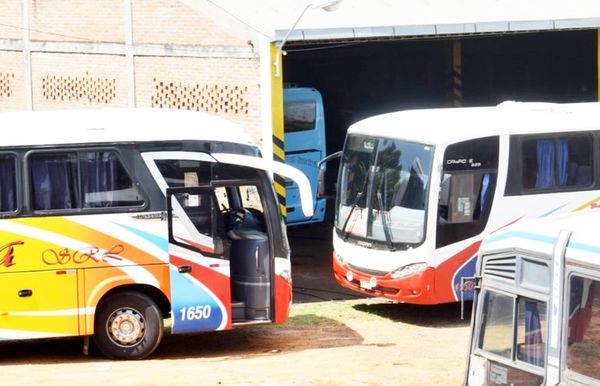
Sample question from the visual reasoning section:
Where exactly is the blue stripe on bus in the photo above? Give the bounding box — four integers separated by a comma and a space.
538, 204, 568, 218
483, 231, 600, 256
566, 240, 600, 256
115, 223, 169, 252
482, 231, 556, 248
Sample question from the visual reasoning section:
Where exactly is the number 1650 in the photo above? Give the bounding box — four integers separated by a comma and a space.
179, 305, 212, 321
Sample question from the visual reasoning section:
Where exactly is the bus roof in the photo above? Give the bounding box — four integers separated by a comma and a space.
0, 108, 257, 149
480, 209, 600, 269
347, 101, 600, 145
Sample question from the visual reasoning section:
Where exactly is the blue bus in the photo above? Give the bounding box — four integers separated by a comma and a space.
283, 87, 327, 225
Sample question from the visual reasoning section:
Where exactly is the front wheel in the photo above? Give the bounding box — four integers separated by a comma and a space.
94, 291, 163, 360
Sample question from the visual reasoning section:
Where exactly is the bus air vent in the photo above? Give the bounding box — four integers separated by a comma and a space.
482, 255, 516, 281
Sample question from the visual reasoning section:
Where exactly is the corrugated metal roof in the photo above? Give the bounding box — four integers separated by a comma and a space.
203, 0, 600, 43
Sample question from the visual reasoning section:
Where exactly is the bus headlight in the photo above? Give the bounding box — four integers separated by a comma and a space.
391, 263, 427, 279
334, 252, 344, 265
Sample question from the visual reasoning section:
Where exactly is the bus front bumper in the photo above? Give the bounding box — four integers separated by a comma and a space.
332, 251, 438, 304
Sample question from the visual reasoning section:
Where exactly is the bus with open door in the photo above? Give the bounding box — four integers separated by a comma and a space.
0, 108, 312, 359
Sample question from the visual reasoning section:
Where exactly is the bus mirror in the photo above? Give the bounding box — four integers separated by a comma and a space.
317, 151, 342, 199
317, 163, 327, 198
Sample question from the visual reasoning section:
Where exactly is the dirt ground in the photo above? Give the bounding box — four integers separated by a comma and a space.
0, 300, 471, 386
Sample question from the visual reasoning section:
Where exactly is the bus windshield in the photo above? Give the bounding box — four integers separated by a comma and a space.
335, 134, 433, 249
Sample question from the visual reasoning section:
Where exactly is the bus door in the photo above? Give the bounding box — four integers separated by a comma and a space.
167, 182, 274, 333
167, 185, 231, 333
283, 87, 327, 225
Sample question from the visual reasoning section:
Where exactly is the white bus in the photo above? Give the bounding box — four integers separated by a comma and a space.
466, 209, 600, 386
0, 108, 312, 359
322, 101, 600, 304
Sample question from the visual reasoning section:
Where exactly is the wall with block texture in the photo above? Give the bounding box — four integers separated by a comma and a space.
135, 56, 262, 143
132, 0, 247, 46
29, 0, 125, 43
0, 0, 265, 143
0, 0, 22, 40
31, 53, 129, 109
0, 51, 25, 111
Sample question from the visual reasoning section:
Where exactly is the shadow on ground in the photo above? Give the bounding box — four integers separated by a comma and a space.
0, 315, 363, 364
353, 300, 473, 328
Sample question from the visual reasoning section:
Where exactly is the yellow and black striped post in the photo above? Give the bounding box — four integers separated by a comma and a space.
452, 39, 463, 107
271, 43, 287, 218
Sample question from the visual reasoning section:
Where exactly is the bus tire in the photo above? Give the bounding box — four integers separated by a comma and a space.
94, 291, 163, 360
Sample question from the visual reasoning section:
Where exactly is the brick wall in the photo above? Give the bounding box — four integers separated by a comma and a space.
0, 51, 25, 110
135, 55, 262, 143
0, 0, 22, 40
29, 0, 125, 43
132, 0, 245, 46
0, 0, 265, 143
31, 52, 128, 110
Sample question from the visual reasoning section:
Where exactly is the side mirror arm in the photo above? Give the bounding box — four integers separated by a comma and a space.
317, 151, 342, 199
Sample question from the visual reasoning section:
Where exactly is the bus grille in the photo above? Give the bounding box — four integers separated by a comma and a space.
347, 263, 388, 277
482, 255, 517, 281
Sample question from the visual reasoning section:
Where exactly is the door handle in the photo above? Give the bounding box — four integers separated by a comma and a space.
18, 289, 32, 297
178, 265, 192, 274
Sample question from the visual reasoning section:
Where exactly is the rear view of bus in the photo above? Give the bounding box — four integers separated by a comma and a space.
466, 211, 600, 385
283, 87, 327, 225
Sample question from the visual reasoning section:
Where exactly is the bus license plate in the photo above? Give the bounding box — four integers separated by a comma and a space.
360, 280, 373, 290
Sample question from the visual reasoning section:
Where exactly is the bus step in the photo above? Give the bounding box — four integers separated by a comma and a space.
232, 301, 246, 321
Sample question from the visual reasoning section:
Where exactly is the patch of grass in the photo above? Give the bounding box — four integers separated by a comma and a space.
286, 298, 392, 327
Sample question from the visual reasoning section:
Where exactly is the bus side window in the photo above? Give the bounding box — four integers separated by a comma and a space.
80, 151, 144, 208
512, 133, 593, 193
30, 150, 144, 211
154, 159, 212, 188
566, 275, 600, 381
0, 155, 17, 213
436, 136, 499, 248
30, 153, 80, 210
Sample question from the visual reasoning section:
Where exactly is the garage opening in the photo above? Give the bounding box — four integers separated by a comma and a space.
284, 29, 597, 164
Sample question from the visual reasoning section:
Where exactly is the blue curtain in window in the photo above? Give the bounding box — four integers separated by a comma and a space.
479, 173, 490, 213
83, 152, 118, 207
535, 139, 555, 189
524, 300, 544, 367
0, 158, 16, 212
557, 139, 569, 186
31, 156, 78, 210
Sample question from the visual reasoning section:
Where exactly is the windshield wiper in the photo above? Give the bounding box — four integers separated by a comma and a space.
376, 191, 395, 251
340, 174, 370, 240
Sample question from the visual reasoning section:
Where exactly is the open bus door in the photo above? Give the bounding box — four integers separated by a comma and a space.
167, 181, 277, 333
167, 185, 232, 333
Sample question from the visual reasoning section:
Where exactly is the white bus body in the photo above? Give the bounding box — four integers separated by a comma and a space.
466, 209, 600, 385
0, 108, 313, 359
332, 102, 600, 304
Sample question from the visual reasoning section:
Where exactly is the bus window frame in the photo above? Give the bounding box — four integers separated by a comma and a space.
436, 135, 499, 248
474, 287, 548, 381
473, 253, 551, 382
563, 268, 600, 385
505, 131, 598, 196
167, 184, 220, 258
24, 146, 148, 215
0, 151, 21, 218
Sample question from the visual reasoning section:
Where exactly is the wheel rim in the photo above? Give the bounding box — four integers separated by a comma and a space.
106, 308, 145, 346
